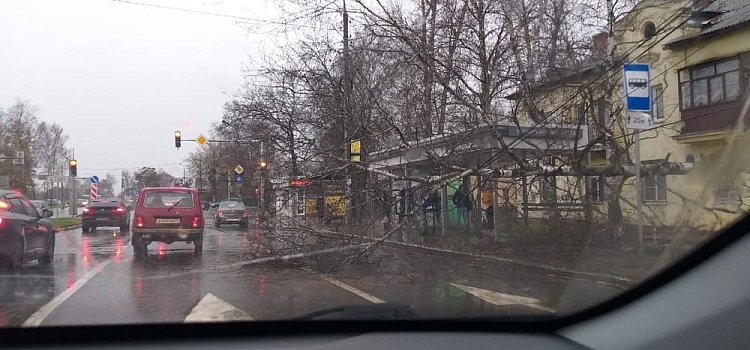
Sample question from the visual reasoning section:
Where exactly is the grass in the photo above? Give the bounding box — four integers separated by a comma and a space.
51, 217, 81, 228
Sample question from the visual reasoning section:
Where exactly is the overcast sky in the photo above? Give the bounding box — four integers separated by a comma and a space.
0, 0, 290, 188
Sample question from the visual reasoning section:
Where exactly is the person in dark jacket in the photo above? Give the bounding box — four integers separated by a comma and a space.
453, 185, 472, 228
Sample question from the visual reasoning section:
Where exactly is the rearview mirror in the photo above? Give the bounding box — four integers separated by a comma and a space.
42, 209, 53, 218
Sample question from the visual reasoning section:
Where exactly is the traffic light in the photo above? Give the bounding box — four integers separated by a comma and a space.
174, 130, 182, 148
259, 160, 268, 169
69, 159, 78, 177
254, 187, 260, 195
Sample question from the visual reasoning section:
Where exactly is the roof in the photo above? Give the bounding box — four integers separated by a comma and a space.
665, 0, 750, 48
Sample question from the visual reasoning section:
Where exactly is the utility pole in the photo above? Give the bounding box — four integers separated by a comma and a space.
68, 148, 76, 216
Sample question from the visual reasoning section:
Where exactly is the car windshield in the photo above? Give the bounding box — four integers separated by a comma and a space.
1, 0, 749, 328
143, 192, 194, 208
220, 202, 244, 210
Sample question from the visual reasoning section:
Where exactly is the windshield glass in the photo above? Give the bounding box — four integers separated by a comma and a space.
143, 192, 194, 208
0, 0, 748, 327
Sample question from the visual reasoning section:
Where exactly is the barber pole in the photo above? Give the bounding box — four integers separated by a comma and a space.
90, 183, 98, 201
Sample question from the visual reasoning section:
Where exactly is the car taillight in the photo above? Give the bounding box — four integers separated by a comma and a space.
0, 201, 9, 210
82, 207, 91, 214
217, 211, 224, 217
136, 216, 144, 228
242, 211, 249, 217
0, 217, 4, 228
192, 216, 200, 228
114, 207, 125, 213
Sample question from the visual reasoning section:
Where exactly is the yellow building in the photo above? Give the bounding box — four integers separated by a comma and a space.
510, 0, 750, 230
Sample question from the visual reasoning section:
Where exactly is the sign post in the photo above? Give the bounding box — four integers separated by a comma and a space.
90, 175, 100, 201
624, 64, 652, 255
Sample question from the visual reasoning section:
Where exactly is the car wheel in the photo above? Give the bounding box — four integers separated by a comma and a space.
8, 238, 25, 269
38, 235, 55, 266
214, 219, 221, 228
81, 225, 88, 234
120, 223, 129, 233
239, 221, 248, 229
194, 235, 203, 255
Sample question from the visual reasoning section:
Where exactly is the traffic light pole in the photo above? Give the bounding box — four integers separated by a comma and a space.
68, 149, 76, 216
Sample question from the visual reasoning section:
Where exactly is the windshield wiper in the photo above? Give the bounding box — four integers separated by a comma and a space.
292, 303, 417, 320
166, 197, 185, 212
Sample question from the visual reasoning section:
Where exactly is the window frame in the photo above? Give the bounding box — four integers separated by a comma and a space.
652, 84, 665, 123
678, 55, 746, 111
643, 174, 667, 203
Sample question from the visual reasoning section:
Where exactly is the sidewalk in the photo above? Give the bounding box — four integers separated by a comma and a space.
309, 221, 682, 285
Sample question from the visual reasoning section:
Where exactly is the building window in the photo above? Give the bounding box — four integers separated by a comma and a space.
643, 21, 656, 40
588, 176, 605, 202
679, 55, 745, 110
643, 174, 667, 203
652, 84, 664, 122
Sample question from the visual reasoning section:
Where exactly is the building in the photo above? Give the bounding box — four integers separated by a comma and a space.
510, 0, 750, 231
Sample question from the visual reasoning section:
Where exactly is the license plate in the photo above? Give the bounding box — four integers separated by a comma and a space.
96, 218, 109, 221
156, 218, 180, 224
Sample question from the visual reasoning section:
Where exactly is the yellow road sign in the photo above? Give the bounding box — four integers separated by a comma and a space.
234, 165, 244, 174
196, 134, 208, 146
350, 140, 361, 162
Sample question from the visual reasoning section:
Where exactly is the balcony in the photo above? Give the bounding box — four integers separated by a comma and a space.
680, 100, 748, 136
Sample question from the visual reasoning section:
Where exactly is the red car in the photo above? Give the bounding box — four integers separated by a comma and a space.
131, 187, 204, 256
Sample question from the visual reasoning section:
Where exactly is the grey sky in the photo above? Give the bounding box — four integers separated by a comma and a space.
0, 0, 283, 188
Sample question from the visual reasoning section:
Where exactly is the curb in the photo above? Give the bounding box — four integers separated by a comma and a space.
321, 229, 633, 287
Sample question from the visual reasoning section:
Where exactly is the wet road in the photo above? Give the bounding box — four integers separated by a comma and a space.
0, 213, 624, 326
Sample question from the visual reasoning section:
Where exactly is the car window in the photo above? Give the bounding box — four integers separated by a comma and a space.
9, 198, 37, 218
143, 192, 194, 208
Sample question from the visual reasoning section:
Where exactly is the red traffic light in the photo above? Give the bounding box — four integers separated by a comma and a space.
254, 188, 260, 195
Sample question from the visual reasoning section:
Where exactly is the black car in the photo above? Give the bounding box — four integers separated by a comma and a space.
0, 190, 55, 268
81, 199, 130, 233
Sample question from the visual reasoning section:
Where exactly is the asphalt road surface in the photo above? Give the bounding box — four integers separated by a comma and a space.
0, 212, 624, 326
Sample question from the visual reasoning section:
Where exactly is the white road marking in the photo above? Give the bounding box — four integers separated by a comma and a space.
22, 257, 115, 327
450, 283, 555, 313
319, 276, 385, 304
184, 293, 252, 323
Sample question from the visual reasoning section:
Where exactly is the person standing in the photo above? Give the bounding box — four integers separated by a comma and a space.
453, 185, 472, 228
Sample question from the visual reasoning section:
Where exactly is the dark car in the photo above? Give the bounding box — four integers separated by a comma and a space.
81, 199, 130, 233
131, 187, 204, 256
214, 201, 249, 228
0, 190, 55, 268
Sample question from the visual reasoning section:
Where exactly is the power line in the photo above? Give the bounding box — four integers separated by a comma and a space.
102, 0, 323, 29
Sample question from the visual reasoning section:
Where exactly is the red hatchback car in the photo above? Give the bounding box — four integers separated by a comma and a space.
131, 187, 204, 256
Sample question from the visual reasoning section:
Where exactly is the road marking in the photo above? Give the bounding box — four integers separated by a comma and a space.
22, 257, 115, 327
450, 283, 555, 313
184, 293, 252, 323
319, 276, 385, 304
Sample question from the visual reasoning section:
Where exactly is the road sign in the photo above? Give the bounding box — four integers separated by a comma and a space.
90, 175, 100, 184
350, 140, 361, 162
133, 189, 140, 197
623, 63, 651, 112
196, 134, 208, 146
234, 165, 244, 174
235, 173, 244, 182
627, 111, 654, 130
90, 183, 98, 200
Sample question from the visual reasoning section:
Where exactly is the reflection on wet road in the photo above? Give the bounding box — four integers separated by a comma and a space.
0, 213, 623, 326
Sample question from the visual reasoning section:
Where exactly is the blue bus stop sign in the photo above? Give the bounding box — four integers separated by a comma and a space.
623, 63, 651, 111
